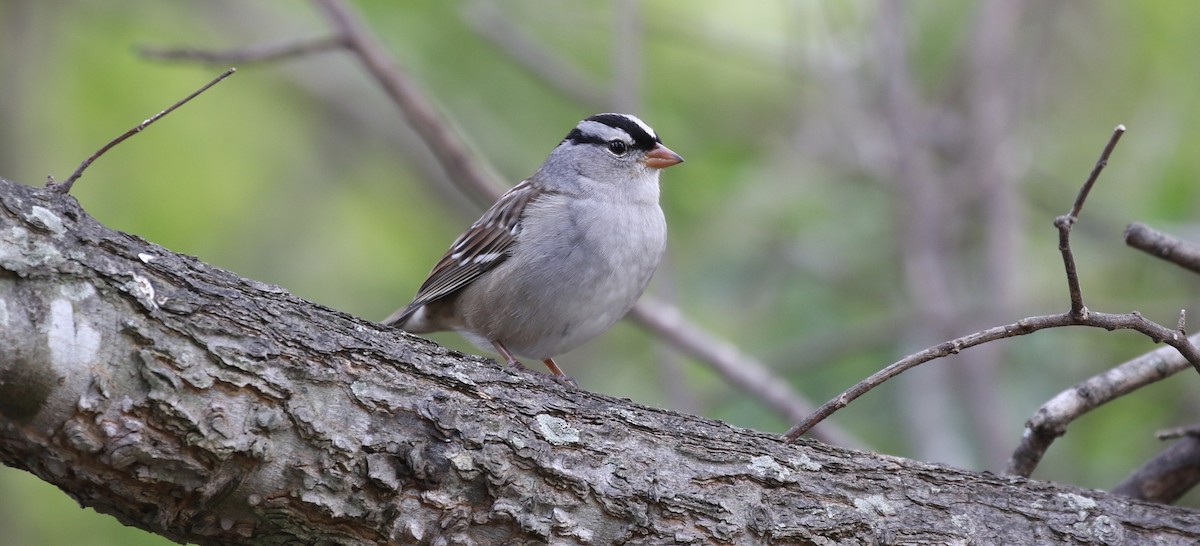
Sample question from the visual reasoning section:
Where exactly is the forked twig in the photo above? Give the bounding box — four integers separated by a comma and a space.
48, 68, 237, 194
1056, 124, 1125, 316
785, 125, 1200, 443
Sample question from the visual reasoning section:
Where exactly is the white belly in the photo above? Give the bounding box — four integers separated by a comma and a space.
458, 195, 667, 359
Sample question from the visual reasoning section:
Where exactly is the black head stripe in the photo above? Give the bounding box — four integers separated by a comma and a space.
563, 113, 662, 152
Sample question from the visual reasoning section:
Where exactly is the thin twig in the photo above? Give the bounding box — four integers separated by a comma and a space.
784, 310, 1200, 442
1054, 124, 1126, 316
1067, 124, 1125, 220
1125, 222, 1200, 275
48, 68, 237, 194
786, 125, 1200, 443
139, 36, 346, 65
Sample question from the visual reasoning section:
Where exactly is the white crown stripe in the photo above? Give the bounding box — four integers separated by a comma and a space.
621, 113, 658, 141
575, 120, 634, 143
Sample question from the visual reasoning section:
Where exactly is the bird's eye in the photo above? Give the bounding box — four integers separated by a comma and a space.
606, 140, 629, 156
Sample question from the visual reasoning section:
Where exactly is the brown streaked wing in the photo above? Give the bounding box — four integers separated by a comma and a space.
405, 180, 543, 308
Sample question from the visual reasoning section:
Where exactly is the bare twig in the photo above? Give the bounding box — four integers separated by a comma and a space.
1055, 124, 1125, 316
785, 125, 1200, 443
1067, 125, 1125, 220
1005, 337, 1199, 477
140, 35, 345, 65
1124, 222, 1200, 275
783, 312, 1199, 442
48, 68, 236, 194
1112, 435, 1200, 504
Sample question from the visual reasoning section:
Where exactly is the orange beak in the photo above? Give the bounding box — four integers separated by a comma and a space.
644, 143, 684, 169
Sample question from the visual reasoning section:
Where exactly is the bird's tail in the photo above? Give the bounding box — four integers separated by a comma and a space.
381, 304, 417, 328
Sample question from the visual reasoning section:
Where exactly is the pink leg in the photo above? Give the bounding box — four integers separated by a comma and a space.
490, 340, 528, 370
488, 341, 578, 387
542, 358, 578, 388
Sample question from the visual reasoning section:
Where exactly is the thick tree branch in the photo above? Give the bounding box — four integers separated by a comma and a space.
4, 178, 1200, 543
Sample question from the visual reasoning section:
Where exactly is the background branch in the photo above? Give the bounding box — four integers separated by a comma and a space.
313, 0, 505, 205
139, 35, 345, 64
785, 125, 1200, 445
1124, 222, 1200, 274
1112, 434, 1200, 504
460, 0, 608, 109
1007, 338, 1199, 477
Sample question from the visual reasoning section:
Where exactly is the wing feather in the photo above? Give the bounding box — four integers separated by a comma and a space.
385, 180, 546, 325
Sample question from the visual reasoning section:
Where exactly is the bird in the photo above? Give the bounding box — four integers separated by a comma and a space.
384, 113, 683, 385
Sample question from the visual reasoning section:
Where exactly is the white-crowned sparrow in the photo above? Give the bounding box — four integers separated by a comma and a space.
384, 113, 683, 384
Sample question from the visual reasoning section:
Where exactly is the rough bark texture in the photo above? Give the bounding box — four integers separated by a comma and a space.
1, 175, 1198, 545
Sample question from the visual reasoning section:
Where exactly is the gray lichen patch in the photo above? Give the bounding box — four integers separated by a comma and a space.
27, 206, 66, 237
535, 414, 580, 446
0, 225, 66, 274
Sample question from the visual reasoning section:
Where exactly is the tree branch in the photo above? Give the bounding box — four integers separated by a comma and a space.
139, 35, 346, 64
1112, 434, 1200, 504
5, 177, 1200, 543
1056, 124, 1125, 316
47, 68, 236, 194
459, 1, 609, 109
1124, 222, 1200, 275
1006, 339, 1199, 478
313, 0, 505, 205
784, 125, 1200, 445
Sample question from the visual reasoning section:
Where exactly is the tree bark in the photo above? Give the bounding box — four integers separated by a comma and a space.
0, 176, 1197, 545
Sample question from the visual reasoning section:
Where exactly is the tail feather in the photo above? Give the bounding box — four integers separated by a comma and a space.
382, 304, 417, 328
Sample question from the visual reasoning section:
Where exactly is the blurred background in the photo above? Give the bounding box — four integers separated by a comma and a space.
3, 0, 1200, 543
